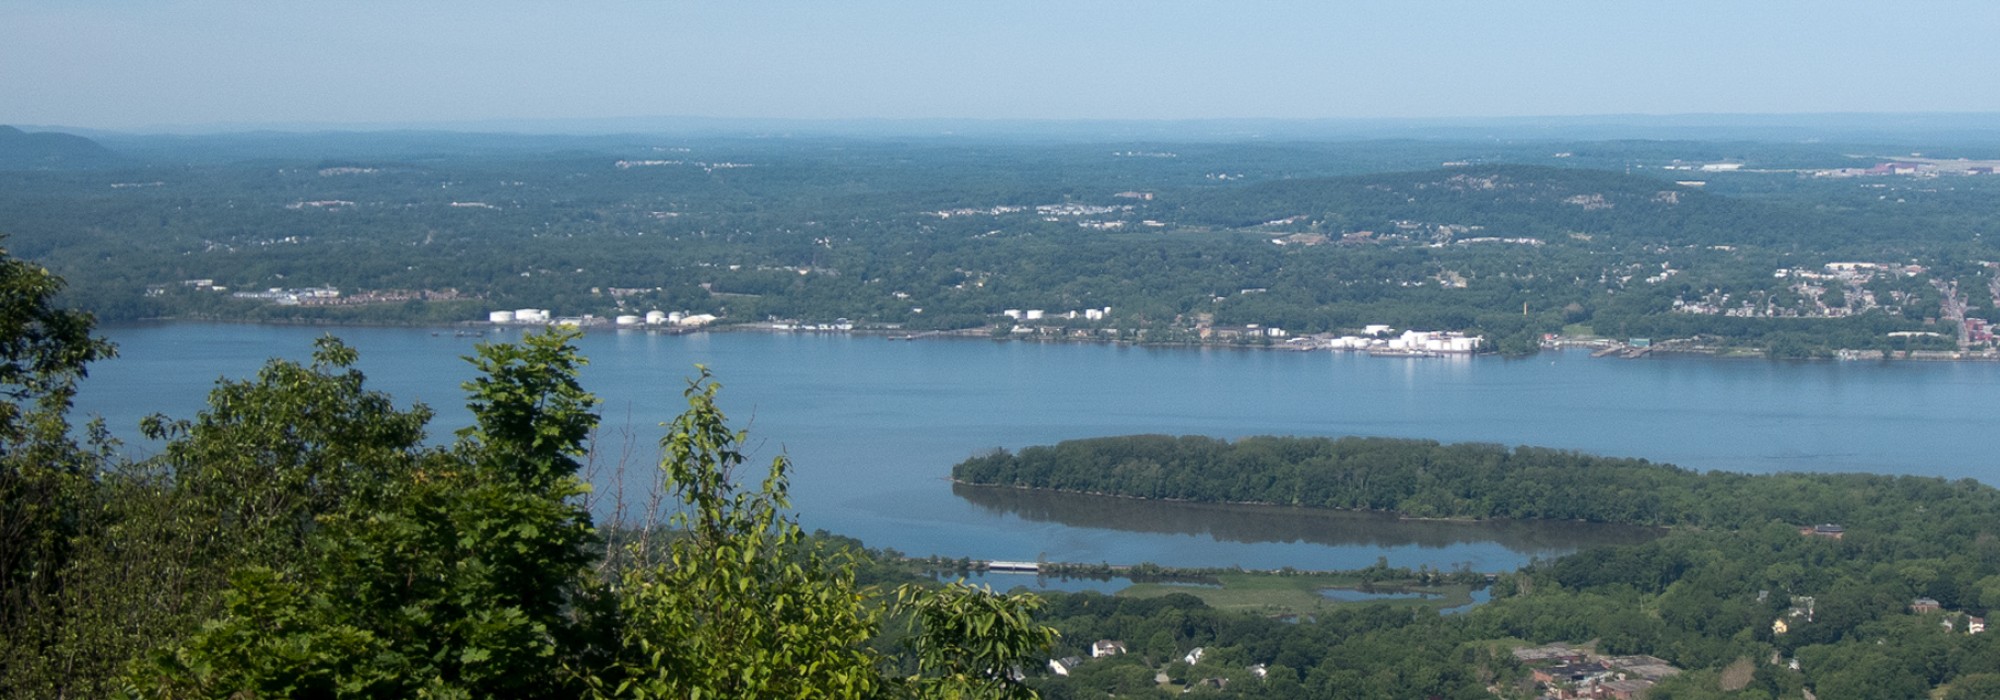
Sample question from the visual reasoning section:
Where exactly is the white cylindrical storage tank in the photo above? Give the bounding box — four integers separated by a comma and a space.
615, 315, 642, 326
645, 310, 667, 325
667, 311, 685, 324
1024, 309, 1044, 320
489, 310, 515, 324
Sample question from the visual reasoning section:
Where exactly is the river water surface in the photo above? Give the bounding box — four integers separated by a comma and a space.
75, 324, 2000, 572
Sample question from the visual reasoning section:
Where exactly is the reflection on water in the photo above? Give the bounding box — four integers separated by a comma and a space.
1441, 587, 1493, 615
1319, 588, 1443, 603
96, 325, 1900, 569
953, 484, 1662, 556
1316, 586, 1495, 613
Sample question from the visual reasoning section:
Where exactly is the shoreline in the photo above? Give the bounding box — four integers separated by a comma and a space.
947, 479, 1672, 531
102, 316, 2000, 364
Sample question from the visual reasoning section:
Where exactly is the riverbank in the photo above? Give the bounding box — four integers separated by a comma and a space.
951, 479, 1679, 531
520, 320, 2000, 364
1551, 334, 2000, 362
907, 554, 1492, 614
115, 312, 2000, 364
949, 478, 1499, 522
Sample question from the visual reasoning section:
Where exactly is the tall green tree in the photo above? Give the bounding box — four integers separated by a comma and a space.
894, 582, 1057, 700
126, 330, 602, 698
588, 369, 886, 698
19, 337, 437, 699
586, 369, 1059, 700
0, 237, 1060, 698
0, 243, 115, 697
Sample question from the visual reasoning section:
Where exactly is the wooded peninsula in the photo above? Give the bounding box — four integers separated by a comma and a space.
958, 435, 2000, 698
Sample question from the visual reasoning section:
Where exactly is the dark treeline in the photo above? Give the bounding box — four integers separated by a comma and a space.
954, 434, 1999, 543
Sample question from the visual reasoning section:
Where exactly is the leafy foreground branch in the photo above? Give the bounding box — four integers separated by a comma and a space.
0, 266, 1052, 700
593, 368, 1056, 699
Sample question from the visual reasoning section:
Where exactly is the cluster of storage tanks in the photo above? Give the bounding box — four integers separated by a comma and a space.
487, 309, 549, 324
621, 311, 670, 325
489, 309, 704, 327
1326, 330, 1482, 353
1002, 307, 1112, 321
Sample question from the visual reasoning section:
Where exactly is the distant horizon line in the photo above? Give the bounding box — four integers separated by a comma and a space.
15, 110, 2000, 138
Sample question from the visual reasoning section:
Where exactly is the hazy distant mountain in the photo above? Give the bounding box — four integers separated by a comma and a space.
0, 126, 120, 168
64, 111, 2000, 143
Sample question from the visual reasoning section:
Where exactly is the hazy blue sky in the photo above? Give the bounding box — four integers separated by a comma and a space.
8, 1, 2000, 130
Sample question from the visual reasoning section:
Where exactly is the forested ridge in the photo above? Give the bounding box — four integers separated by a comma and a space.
0, 126, 120, 169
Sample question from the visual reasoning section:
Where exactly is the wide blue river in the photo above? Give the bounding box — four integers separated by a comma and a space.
74, 324, 2000, 574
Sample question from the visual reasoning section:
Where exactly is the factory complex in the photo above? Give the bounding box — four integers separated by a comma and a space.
486, 309, 717, 329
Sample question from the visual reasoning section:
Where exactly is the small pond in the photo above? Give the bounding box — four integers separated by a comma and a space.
1320, 587, 1445, 603
1321, 585, 1494, 614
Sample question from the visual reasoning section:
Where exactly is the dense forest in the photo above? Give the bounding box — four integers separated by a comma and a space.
962, 435, 2000, 698
3, 131, 1998, 357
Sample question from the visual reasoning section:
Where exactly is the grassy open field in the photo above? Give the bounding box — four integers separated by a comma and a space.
1119, 573, 1476, 615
